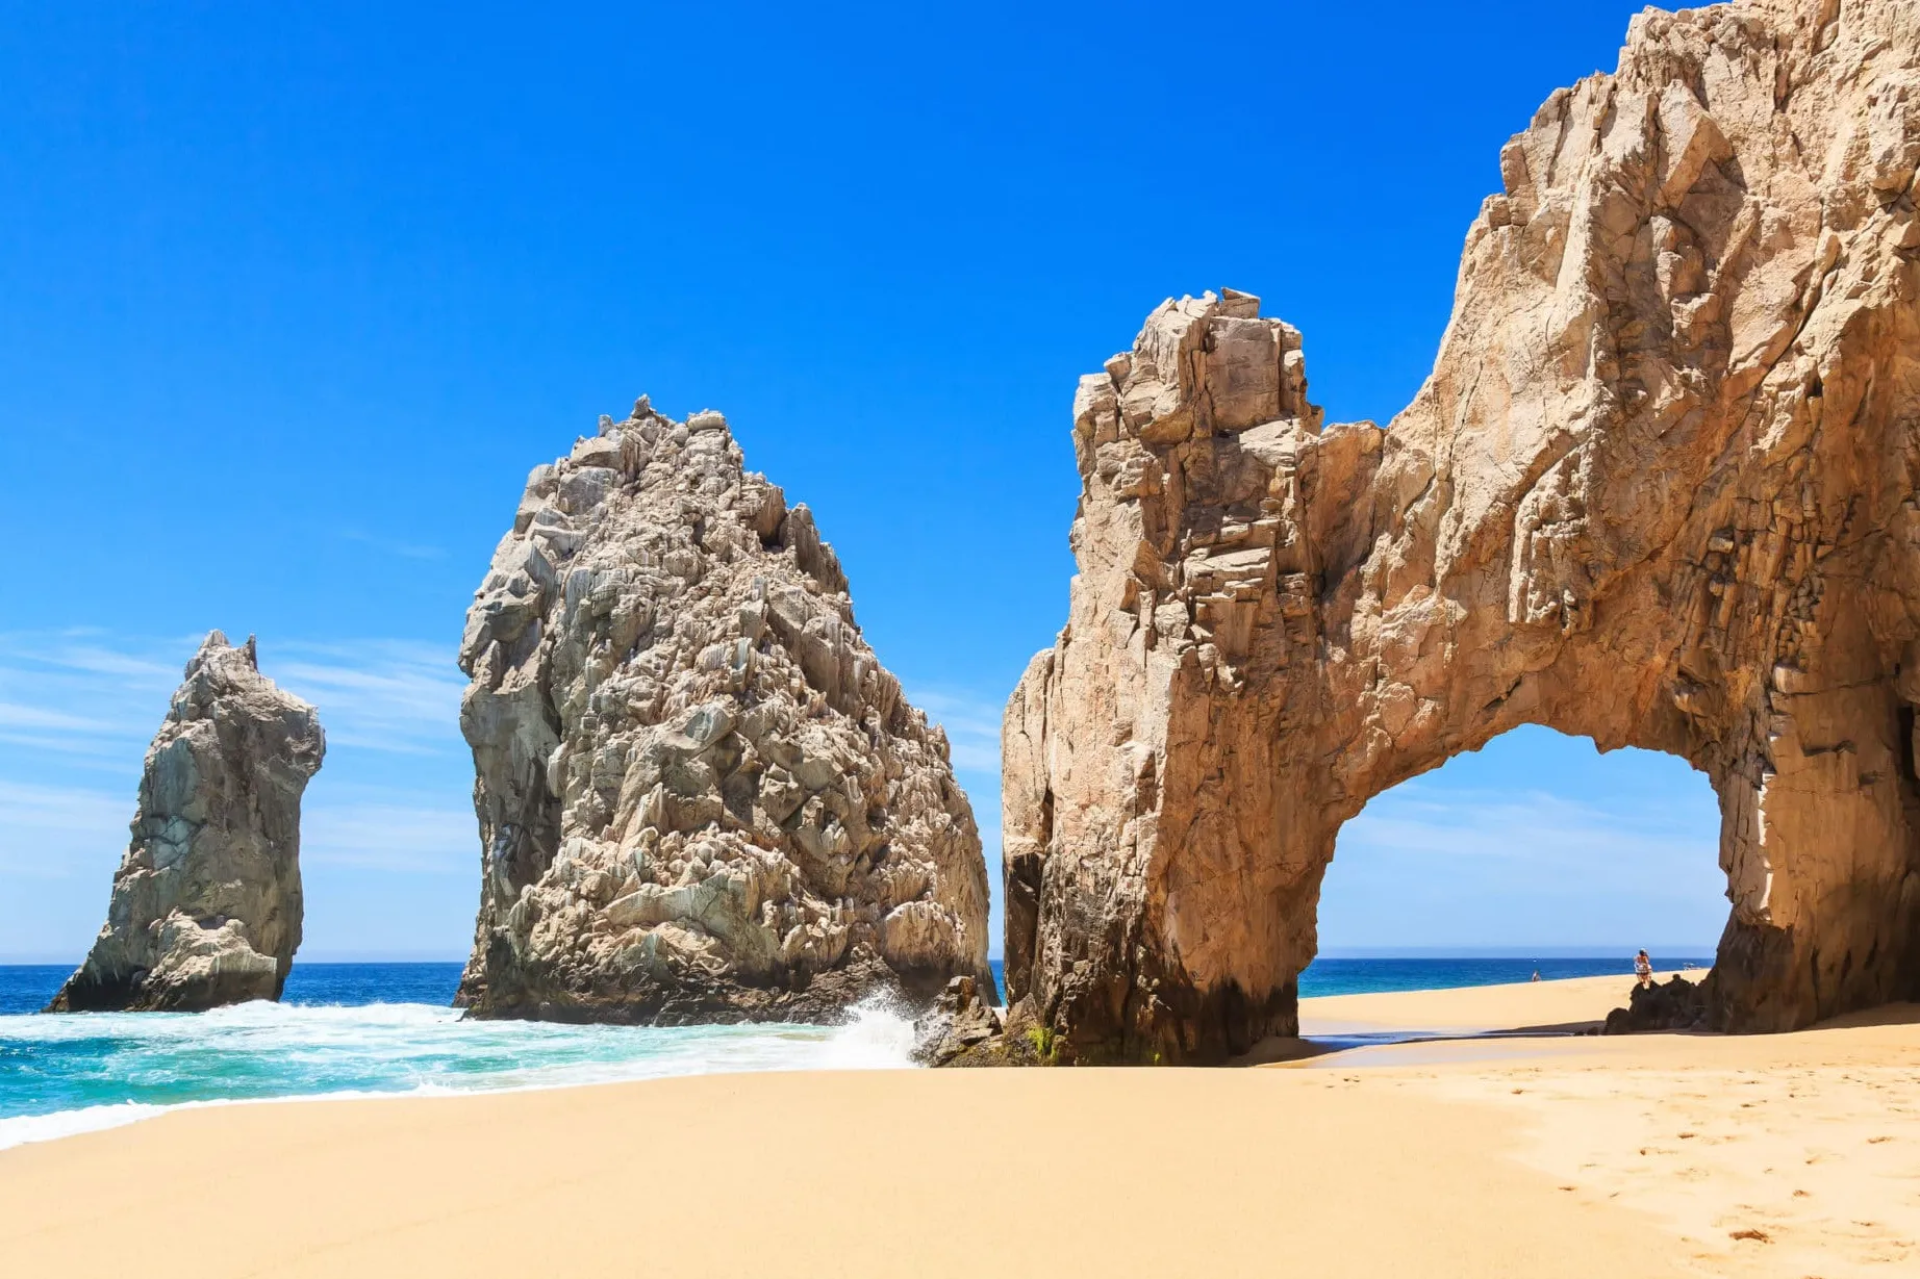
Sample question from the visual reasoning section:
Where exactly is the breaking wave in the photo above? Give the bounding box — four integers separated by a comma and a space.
0, 996, 916, 1151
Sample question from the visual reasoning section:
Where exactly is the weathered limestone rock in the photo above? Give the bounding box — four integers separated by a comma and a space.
911, 974, 1003, 1065
455, 398, 993, 1022
49, 633, 325, 1012
914, 974, 1052, 1066
1005, 0, 1920, 1062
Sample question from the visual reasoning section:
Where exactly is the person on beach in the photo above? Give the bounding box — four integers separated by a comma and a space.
1634, 949, 1653, 989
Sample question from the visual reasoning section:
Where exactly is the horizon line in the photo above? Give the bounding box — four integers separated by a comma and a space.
0, 944, 1722, 968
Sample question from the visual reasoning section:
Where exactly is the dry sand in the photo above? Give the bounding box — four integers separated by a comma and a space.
1, 975, 1914, 1279
1288, 975, 1920, 1277
1298, 969, 1700, 1036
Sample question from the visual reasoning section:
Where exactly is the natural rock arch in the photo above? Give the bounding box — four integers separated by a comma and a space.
1001, 0, 1920, 1063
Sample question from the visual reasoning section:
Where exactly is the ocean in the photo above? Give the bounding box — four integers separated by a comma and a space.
0, 954, 1707, 1149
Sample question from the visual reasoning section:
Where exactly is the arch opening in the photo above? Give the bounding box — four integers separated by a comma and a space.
1305, 725, 1723, 1011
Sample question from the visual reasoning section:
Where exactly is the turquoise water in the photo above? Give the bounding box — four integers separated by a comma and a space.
1294, 955, 1708, 997
0, 954, 1706, 1149
0, 963, 915, 1149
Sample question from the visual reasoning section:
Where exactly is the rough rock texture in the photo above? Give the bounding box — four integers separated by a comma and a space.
455, 398, 992, 1023
912, 974, 1005, 1065
1605, 975, 1712, 1033
1004, 0, 1920, 1062
49, 633, 325, 1013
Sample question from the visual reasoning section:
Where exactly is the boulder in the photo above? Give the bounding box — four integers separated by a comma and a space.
1605, 976, 1711, 1034
912, 974, 1002, 1065
48, 633, 325, 1013
914, 974, 1053, 1067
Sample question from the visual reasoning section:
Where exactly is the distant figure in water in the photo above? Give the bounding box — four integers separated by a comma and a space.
1530, 970, 1541, 982
1634, 949, 1653, 989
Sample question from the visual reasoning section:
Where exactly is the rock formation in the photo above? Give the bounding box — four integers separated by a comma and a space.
454, 399, 993, 1023
1003, 0, 1920, 1062
1605, 974, 1712, 1033
49, 633, 325, 1013
912, 974, 1009, 1066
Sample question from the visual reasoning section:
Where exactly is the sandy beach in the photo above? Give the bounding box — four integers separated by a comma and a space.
2, 975, 1915, 1279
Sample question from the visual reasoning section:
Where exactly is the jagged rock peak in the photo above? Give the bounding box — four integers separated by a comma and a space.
49, 631, 325, 1013
1002, 0, 1920, 1063
455, 398, 993, 1023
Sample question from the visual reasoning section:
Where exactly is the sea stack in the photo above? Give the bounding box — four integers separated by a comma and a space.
49, 632, 325, 1013
455, 398, 992, 1023
1002, 0, 1920, 1062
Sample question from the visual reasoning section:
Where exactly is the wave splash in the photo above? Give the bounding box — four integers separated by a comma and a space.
0, 996, 917, 1151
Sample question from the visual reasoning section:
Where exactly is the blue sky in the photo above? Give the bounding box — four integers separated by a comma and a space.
0, 1, 1727, 962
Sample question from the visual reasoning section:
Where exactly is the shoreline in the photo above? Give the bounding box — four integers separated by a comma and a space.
0, 970, 1713, 1153
0, 970, 1675, 1152
1297, 969, 1692, 1037
0, 1002, 915, 1153
4, 973, 1915, 1276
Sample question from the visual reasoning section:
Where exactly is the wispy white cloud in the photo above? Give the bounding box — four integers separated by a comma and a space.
0, 633, 478, 954
274, 640, 466, 756
0, 779, 128, 879
33, 643, 182, 681
1323, 774, 1727, 948
0, 702, 118, 733
338, 528, 447, 561
907, 685, 1007, 954
1340, 783, 1713, 868
0, 776, 475, 880
907, 686, 1003, 775
0, 632, 468, 761
0, 631, 474, 882
302, 792, 474, 874
0, 734, 142, 768
0, 632, 186, 759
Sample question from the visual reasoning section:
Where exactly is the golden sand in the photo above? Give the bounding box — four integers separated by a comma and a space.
1, 975, 1913, 1279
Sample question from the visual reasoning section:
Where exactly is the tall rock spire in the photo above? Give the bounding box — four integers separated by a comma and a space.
49, 632, 325, 1013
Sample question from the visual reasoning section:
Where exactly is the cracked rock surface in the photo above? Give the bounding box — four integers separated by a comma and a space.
49, 633, 324, 1013
1004, 0, 1920, 1062
455, 398, 992, 1023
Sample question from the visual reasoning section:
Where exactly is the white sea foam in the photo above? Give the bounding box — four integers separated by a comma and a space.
0, 1101, 172, 1149
0, 996, 918, 1151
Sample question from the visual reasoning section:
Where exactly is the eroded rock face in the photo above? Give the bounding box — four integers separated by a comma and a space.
1006, 0, 1920, 1062
455, 398, 992, 1022
49, 633, 325, 1013
1605, 975, 1712, 1033
911, 974, 1005, 1066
